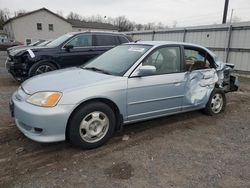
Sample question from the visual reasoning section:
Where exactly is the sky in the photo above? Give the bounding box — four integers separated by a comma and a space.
0, 0, 250, 27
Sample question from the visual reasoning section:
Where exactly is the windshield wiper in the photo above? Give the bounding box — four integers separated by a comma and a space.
82, 67, 112, 75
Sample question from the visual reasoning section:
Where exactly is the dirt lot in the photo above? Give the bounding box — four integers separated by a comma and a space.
0, 51, 249, 188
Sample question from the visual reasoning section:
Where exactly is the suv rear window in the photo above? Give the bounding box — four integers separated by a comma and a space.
94, 35, 119, 46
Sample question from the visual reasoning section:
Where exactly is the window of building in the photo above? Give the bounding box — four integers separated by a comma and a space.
26, 39, 31, 45
37, 23, 42, 30
48, 24, 54, 31
142, 47, 181, 75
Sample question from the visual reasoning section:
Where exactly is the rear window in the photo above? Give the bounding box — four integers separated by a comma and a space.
95, 35, 119, 46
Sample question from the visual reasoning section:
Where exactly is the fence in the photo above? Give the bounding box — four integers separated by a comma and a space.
126, 22, 250, 73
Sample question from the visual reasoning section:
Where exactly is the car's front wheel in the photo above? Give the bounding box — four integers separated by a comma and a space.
203, 89, 226, 116
68, 102, 116, 149
29, 61, 57, 77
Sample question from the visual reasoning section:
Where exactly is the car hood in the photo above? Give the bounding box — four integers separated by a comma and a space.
22, 67, 118, 94
10, 46, 53, 57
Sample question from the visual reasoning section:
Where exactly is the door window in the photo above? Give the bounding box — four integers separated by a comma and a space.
67, 35, 92, 47
95, 35, 119, 46
142, 46, 181, 75
184, 48, 211, 71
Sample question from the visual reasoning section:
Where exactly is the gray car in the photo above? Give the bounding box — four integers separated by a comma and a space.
10, 41, 239, 149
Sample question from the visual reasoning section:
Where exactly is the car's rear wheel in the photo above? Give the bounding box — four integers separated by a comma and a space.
68, 102, 116, 149
29, 61, 57, 76
203, 89, 226, 116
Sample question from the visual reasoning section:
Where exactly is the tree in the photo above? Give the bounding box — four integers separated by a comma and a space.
0, 8, 11, 29
56, 10, 64, 17
144, 22, 155, 30
14, 9, 26, 17
135, 24, 143, 31
172, 20, 177, 28
112, 16, 135, 31
232, 16, 241, 23
86, 14, 105, 23
67, 12, 83, 20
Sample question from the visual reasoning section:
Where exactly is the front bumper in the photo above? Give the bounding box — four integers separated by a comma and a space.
11, 91, 75, 143
5, 57, 28, 82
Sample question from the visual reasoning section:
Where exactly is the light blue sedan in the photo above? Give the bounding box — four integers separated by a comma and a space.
10, 41, 238, 149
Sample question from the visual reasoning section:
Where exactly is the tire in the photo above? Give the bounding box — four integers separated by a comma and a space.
29, 61, 57, 77
68, 102, 116, 149
203, 88, 226, 116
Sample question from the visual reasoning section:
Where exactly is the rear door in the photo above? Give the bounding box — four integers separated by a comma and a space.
127, 45, 186, 121
93, 34, 120, 55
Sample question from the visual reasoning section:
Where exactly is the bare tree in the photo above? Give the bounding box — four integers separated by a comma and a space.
172, 20, 177, 28
135, 24, 143, 31
14, 9, 26, 17
67, 12, 83, 20
144, 22, 155, 30
0, 8, 11, 29
156, 22, 165, 30
112, 16, 134, 31
86, 14, 105, 23
232, 16, 241, 23
56, 10, 64, 17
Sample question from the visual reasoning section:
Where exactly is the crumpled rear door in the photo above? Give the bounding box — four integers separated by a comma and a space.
182, 69, 218, 111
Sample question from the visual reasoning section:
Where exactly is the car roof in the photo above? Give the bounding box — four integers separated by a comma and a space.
127, 41, 217, 58
67, 31, 127, 36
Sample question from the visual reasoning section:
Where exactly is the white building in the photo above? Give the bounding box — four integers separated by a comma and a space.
3, 8, 118, 45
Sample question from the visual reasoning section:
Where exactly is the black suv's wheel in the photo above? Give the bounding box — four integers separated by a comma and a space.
203, 89, 226, 116
68, 102, 116, 149
29, 61, 57, 76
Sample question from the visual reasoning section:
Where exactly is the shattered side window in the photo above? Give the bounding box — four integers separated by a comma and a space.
184, 48, 211, 72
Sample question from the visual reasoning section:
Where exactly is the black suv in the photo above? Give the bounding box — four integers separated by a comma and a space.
6, 32, 132, 82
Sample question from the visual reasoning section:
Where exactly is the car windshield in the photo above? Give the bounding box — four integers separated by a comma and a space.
28, 40, 43, 46
37, 40, 51, 46
82, 44, 152, 76
46, 33, 74, 48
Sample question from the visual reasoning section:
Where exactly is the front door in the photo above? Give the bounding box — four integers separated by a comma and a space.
59, 34, 98, 68
127, 46, 186, 122
182, 46, 219, 111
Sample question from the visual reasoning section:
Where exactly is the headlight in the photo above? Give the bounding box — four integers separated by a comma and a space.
27, 91, 62, 107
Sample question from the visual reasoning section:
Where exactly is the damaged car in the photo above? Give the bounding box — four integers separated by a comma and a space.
5, 32, 132, 82
10, 41, 239, 149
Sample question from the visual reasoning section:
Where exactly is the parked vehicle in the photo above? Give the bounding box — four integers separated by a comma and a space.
5, 32, 133, 82
7, 39, 46, 54
0, 41, 23, 51
36, 40, 52, 47
10, 41, 239, 149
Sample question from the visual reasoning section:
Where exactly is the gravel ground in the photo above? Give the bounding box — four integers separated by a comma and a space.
0, 51, 249, 188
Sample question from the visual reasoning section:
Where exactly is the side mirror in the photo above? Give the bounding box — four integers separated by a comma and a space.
64, 44, 73, 52
133, 65, 156, 77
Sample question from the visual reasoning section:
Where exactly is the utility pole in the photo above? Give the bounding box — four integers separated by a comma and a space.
222, 0, 229, 24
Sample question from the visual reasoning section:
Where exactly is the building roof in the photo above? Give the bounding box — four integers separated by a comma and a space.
4, 8, 118, 31
4, 8, 71, 25
67, 19, 118, 31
